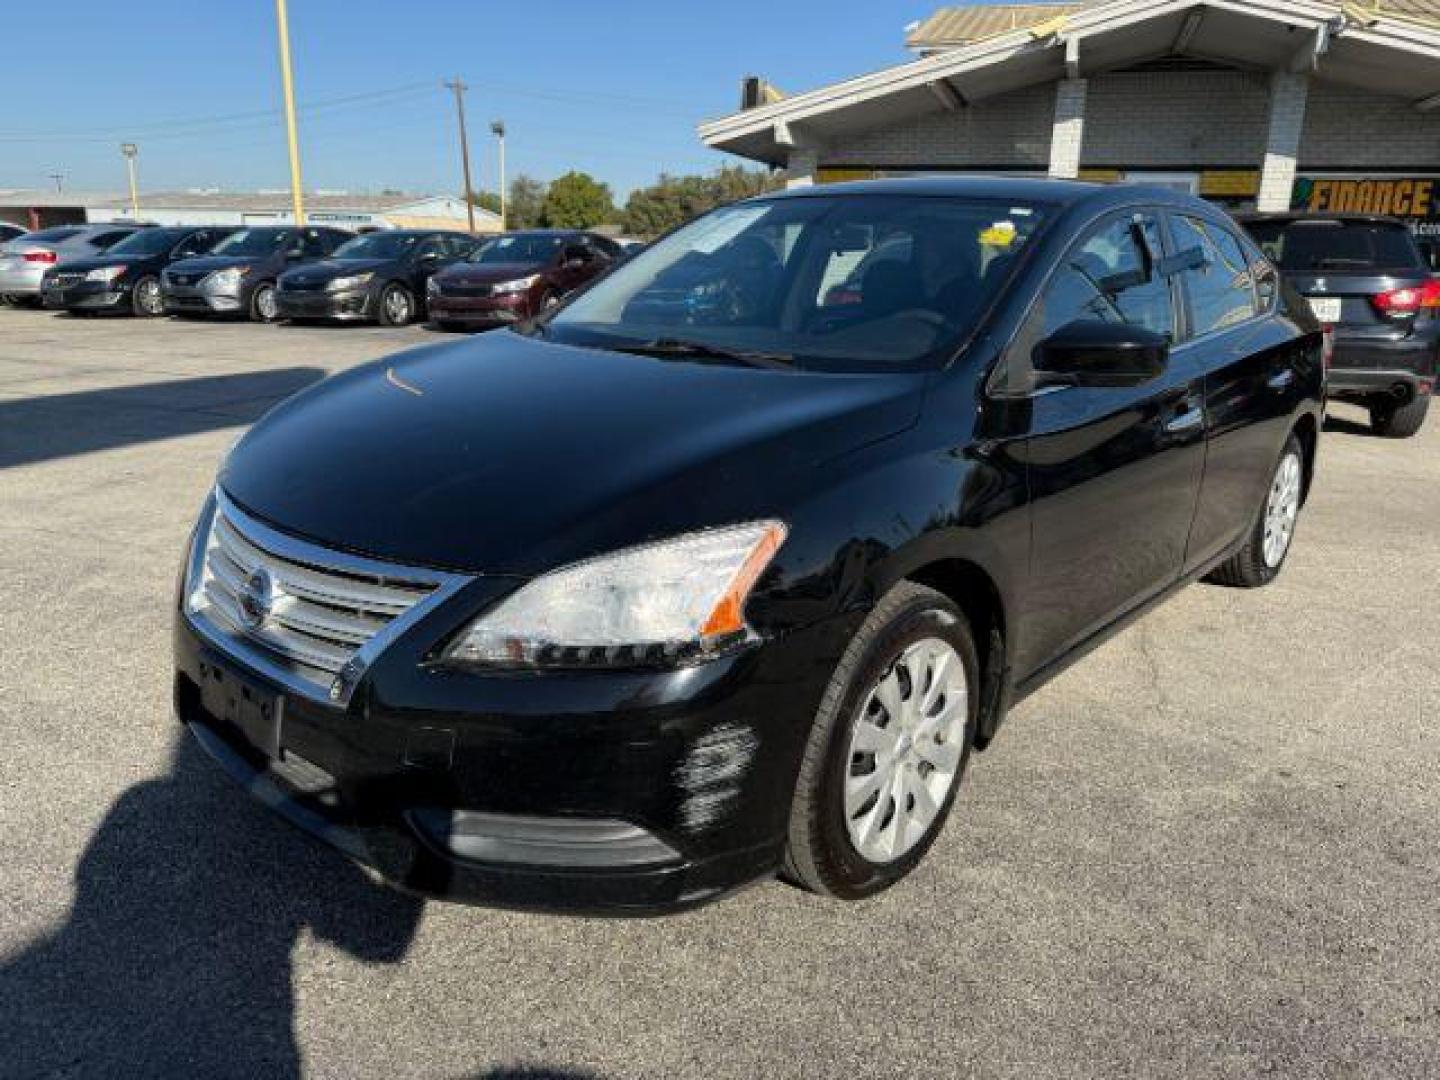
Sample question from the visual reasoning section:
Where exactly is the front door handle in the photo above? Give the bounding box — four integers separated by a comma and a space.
1267, 369, 1296, 391
1164, 406, 1204, 435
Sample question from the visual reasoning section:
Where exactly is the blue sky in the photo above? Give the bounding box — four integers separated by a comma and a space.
1, 1, 940, 200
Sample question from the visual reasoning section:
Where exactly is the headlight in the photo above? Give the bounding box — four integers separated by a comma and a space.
328, 272, 374, 292
207, 266, 248, 289
491, 274, 541, 295
444, 521, 786, 668
85, 265, 127, 283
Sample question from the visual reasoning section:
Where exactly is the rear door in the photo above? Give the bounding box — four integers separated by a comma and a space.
1011, 208, 1208, 678
1247, 218, 1431, 364
1168, 213, 1304, 570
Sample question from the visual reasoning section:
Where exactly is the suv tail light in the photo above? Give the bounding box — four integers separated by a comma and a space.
1371, 279, 1440, 315
21, 249, 58, 265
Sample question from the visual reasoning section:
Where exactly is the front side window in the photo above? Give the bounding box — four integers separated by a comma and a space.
540, 195, 1048, 373
1172, 216, 1256, 336
1032, 213, 1173, 339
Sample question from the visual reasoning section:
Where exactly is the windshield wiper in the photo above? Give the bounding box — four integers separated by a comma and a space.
609, 337, 795, 369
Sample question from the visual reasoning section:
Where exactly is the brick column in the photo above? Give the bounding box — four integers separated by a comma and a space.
1257, 71, 1309, 212
784, 149, 819, 190
1048, 78, 1088, 179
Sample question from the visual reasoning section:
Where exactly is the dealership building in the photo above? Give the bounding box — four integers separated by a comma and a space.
0, 190, 496, 233
701, 0, 1440, 246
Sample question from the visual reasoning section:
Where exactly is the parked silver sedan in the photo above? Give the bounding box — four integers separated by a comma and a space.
0, 223, 152, 305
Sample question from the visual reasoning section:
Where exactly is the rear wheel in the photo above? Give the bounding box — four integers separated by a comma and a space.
784, 581, 977, 900
131, 275, 164, 317
249, 282, 279, 323
1206, 434, 1305, 588
377, 282, 414, 327
1370, 394, 1430, 438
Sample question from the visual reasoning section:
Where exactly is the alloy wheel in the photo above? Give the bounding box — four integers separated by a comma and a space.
255, 286, 277, 322
136, 279, 163, 316
384, 286, 412, 325
843, 637, 968, 863
1262, 451, 1302, 568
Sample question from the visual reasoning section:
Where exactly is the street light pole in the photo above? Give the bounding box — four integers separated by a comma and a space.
490, 120, 506, 231
274, 0, 307, 225
444, 78, 477, 234
120, 143, 140, 219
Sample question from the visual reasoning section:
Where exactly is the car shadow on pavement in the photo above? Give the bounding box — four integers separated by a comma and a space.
0, 734, 424, 1077
0, 367, 326, 469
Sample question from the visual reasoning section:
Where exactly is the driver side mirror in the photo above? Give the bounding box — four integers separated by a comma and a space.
1033, 320, 1169, 389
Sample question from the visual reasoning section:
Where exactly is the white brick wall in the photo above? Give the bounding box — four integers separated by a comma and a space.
1049, 79, 1088, 179
1302, 80, 1440, 167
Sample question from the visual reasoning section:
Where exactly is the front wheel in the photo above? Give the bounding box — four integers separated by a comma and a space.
1206, 434, 1305, 588
377, 282, 415, 327
1371, 394, 1430, 438
131, 275, 164, 317
784, 581, 977, 900
249, 282, 279, 323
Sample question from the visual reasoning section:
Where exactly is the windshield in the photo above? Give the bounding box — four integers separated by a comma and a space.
106, 228, 189, 256
210, 229, 289, 257
541, 195, 1048, 373
470, 234, 564, 265
332, 232, 420, 260
1247, 220, 1424, 273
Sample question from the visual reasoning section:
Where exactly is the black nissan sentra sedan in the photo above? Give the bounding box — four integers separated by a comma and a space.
175, 178, 1324, 914
162, 226, 352, 322
274, 228, 475, 326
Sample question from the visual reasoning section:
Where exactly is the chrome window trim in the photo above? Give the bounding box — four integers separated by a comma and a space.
183, 488, 474, 707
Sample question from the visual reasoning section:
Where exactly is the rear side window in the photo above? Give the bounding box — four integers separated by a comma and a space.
90, 230, 136, 250
1171, 216, 1256, 336
1246, 220, 1423, 274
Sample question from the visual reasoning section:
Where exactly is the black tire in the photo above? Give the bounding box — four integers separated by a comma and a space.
783, 581, 978, 900
248, 282, 279, 323
1206, 433, 1305, 588
1370, 394, 1430, 438
130, 275, 164, 317
377, 282, 415, 327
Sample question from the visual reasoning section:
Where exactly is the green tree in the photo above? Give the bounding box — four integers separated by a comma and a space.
468, 190, 503, 216
620, 165, 780, 238
506, 174, 547, 230
540, 171, 615, 229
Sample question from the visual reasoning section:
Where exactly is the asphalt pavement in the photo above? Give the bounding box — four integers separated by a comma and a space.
0, 305, 1436, 1079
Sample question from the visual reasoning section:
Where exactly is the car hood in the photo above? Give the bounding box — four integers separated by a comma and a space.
169, 255, 265, 276
222, 332, 926, 576
282, 257, 392, 283
438, 261, 545, 285
51, 254, 142, 274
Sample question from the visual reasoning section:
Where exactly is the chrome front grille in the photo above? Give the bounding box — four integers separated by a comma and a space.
185, 491, 471, 704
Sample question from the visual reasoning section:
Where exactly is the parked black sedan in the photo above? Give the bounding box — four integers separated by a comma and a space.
40, 225, 234, 317
162, 226, 352, 322
275, 229, 475, 326
175, 178, 1323, 915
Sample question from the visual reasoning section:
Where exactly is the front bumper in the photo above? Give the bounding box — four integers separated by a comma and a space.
275, 287, 373, 321
163, 282, 243, 314
428, 290, 532, 325
174, 604, 846, 914
42, 281, 128, 311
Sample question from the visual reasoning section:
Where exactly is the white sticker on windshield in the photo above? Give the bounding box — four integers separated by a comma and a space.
689, 206, 770, 254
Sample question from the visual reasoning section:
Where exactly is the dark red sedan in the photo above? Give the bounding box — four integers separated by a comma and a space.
427, 230, 620, 330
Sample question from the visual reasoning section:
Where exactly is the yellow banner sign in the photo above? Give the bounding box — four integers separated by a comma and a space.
1294, 177, 1438, 219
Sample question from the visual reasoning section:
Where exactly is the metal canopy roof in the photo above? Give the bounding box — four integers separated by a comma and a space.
701, 0, 1440, 166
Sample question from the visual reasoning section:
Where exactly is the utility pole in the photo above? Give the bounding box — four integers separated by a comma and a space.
120, 143, 140, 219
274, 0, 307, 225
48, 172, 65, 194
444, 77, 477, 233
490, 120, 506, 230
